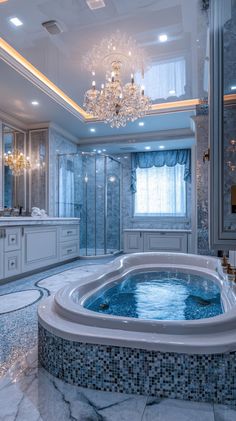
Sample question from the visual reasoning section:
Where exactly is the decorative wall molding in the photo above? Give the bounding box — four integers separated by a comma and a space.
78, 128, 194, 146
49, 123, 79, 145
27, 122, 79, 145
0, 109, 28, 131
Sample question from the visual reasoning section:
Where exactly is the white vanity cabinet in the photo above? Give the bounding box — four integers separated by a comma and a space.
0, 218, 80, 282
22, 226, 58, 272
123, 230, 190, 254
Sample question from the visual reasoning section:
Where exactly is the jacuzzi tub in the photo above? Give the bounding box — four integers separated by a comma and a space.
38, 253, 236, 404
39, 253, 236, 354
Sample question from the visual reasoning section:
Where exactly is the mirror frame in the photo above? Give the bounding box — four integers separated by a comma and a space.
209, 0, 236, 249
0, 121, 27, 211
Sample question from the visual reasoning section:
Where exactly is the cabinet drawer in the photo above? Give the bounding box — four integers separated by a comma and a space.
4, 228, 21, 252
60, 241, 79, 260
60, 226, 79, 242
4, 250, 21, 277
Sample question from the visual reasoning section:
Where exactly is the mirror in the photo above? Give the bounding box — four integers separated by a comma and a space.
2, 124, 27, 212
209, 0, 236, 248
223, 4, 236, 231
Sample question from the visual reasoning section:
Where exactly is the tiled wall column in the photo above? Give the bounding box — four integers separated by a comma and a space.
192, 111, 214, 255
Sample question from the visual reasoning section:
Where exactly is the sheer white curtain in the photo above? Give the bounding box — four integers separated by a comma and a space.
136, 58, 186, 100
135, 164, 186, 216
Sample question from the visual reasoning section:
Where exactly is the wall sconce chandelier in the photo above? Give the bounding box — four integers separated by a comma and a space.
4, 149, 31, 176
83, 31, 151, 128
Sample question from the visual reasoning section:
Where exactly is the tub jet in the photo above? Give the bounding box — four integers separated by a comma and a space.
99, 303, 109, 310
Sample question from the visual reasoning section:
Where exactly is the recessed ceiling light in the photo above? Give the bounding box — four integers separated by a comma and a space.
97, 150, 102, 154
31, 101, 39, 106
102, 149, 106, 152
145, 146, 151, 150
124, 156, 128, 159
90, 128, 96, 132
231, 86, 236, 91
86, 0, 106, 10
169, 90, 176, 95
159, 145, 165, 149
159, 34, 168, 43
9, 17, 23, 27
139, 121, 144, 127
93, 149, 96, 152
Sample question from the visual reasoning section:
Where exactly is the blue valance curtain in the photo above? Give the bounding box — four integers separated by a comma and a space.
131, 149, 191, 193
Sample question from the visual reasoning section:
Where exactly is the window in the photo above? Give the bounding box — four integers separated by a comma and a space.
136, 57, 186, 101
134, 164, 186, 217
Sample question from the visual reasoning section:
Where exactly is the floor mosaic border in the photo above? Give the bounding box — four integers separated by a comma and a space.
38, 323, 236, 406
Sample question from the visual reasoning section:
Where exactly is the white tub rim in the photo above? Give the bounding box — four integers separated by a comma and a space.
53, 252, 236, 335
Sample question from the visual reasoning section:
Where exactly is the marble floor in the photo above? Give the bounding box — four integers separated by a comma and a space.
0, 257, 236, 420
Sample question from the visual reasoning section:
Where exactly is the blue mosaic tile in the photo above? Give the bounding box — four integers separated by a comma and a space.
38, 324, 236, 406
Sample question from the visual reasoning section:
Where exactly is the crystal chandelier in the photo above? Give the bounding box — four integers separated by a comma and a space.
83, 31, 151, 128
4, 149, 31, 176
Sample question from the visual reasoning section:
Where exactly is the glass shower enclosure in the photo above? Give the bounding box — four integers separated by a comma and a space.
58, 152, 121, 257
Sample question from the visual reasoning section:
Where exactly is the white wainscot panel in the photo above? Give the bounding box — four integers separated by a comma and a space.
124, 231, 143, 253
144, 232, 188, 253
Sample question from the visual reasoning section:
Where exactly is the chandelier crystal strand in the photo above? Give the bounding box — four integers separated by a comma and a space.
83, 32, 151, 128
4, 149, 31, 176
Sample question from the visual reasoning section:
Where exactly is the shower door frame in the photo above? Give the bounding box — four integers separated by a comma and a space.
57, 152, 122, 257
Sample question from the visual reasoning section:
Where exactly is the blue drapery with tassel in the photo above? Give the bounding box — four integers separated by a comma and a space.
131, 149, 191, 193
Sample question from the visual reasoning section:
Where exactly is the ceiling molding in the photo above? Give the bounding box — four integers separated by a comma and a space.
0, 37, 91, 122
27, 122, 51, 130
0, 37, 206, 125
49, 123, 79, 144
78, 128, 194, 146
0, 108, 28, 130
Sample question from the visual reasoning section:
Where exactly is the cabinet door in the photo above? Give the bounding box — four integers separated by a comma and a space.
209, 0, 236, 249
22, 226, 58, 271
4, 250, 21, 278
123, 231, 143, 253
143, 232, 188, 253
0, 230, 4, 280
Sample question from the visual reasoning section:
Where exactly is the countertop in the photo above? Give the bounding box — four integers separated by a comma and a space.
0, 217, 80, 227
123, 228, 191, 233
